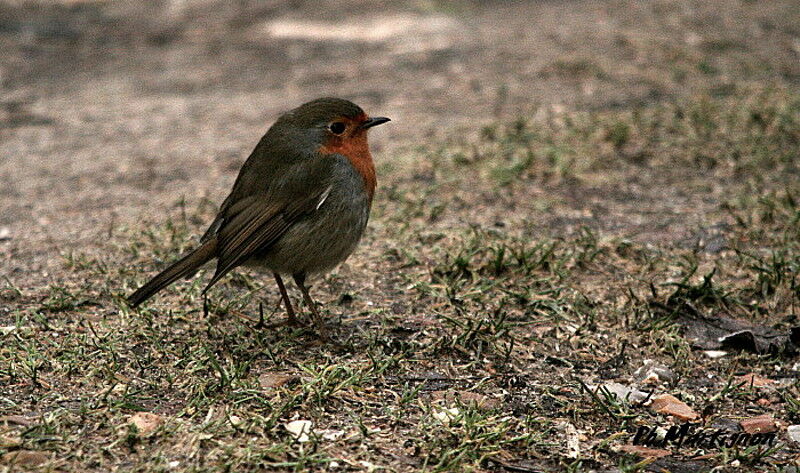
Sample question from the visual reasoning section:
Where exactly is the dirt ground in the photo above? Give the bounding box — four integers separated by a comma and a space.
1, 1, 800, 472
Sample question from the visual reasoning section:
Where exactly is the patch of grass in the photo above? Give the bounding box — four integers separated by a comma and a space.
412, 402, 538, 471
4, 88, 800, 471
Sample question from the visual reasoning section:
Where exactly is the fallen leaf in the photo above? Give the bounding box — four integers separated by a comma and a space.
655, 300, 799, 355
0, 415, 32, 426
531, 325, 554, 337
433, 407, 460, 424
1, 450, 51, 466
650, 394, 699, 421
459, 391, 495, 407
689, 453, 716, 460
735, 374, 775, 388
619, 445, 671, 458
740, 414, 778, 434
259, 372, 299, 390
285, 420, 313, 442
127, 412, 164, 436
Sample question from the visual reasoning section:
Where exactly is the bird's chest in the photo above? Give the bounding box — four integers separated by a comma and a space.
319, 135, 376, 201
317, 158, 372, 230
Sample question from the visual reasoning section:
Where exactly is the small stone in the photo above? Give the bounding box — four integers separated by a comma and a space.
740, 414, 777, 434
322, 430, 345, 441
596, 382, 648, 403
786, 425, 800, 443
285, 420, 313, 442
709, 417, 740, 432
650, 394, 699, 421
703, 350, 728, 359
634, 360, 674, 384
127, 412, 164, 436
229, 415, 243, 427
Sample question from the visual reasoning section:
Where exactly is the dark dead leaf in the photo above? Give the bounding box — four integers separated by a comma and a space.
653, 300, 798, 355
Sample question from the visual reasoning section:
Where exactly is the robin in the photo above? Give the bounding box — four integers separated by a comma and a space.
127, 97, 390, 339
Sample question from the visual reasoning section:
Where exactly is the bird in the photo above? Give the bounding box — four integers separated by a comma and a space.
127, 97, 390, 339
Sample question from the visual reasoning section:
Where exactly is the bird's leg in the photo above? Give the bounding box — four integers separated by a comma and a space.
293, 273, 329, 341
273, 272, 300, 326
254, 301, 266, 329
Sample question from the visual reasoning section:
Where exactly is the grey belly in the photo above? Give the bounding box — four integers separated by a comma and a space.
246, 181, 371, 276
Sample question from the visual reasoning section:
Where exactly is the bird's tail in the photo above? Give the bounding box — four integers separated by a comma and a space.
127, 238, 217, 307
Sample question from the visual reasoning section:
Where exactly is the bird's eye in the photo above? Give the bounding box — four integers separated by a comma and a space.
329, 121, 347, 135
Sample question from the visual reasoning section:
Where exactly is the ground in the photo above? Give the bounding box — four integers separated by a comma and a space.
1, 0, 800, 472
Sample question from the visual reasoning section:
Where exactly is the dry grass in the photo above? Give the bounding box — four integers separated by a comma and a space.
3, 87, 800, 472
2, 1, 800, 472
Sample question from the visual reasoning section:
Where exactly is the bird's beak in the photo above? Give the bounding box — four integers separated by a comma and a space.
360, 117, 391, 129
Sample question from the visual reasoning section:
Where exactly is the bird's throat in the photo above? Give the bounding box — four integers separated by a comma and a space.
320, 134, 376, 202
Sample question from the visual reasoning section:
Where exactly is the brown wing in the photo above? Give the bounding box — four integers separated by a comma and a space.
201, 155, 335, 292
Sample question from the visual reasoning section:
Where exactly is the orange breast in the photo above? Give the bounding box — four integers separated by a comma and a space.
320, 132, 377, 202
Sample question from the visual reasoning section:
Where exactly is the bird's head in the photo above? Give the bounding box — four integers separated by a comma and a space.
272, 98, 389, 200
274, 97, 390, 152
